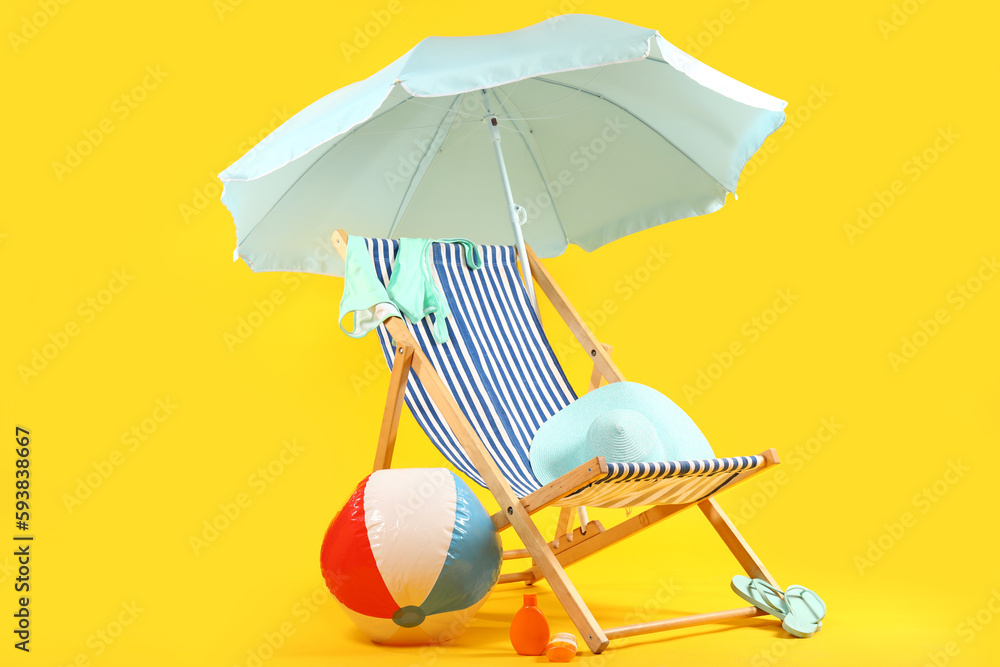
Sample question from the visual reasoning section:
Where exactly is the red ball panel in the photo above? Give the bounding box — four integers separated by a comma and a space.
319, 474, 399, 618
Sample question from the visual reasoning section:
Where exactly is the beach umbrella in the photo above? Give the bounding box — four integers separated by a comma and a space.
219, 14, 786, 310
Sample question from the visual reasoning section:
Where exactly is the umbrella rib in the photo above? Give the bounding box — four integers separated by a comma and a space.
488, 88, 571, 250
491, 66, 609, 119
351, 117, 483, 135
527, 75, 734, 195
490, 79, 523, 114
236, 92, 425, 249
386, 94, 467, 238
236, 144, 336, 249
240, 63, 732, 251
240, 91, 490, 250
494, 96, 604, 122
355, 95, 486, 134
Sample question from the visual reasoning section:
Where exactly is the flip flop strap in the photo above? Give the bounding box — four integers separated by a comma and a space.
748, 579, 790, 615
786, 587, 826, 619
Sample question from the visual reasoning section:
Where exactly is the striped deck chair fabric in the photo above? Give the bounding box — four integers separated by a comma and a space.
365, 238, 766, 508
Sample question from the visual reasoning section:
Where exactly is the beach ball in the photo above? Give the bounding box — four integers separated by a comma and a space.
320, 468, 502, 645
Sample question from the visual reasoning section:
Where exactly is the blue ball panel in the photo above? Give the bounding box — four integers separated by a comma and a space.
420, 473, 502, 615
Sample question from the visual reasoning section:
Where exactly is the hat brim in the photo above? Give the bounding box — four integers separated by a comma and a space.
528, 382, 715, 486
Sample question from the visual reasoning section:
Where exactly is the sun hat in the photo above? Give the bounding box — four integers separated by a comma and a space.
529, 382, 715, 486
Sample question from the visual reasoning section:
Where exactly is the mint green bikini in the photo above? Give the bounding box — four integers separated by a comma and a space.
339, 237, 482, 343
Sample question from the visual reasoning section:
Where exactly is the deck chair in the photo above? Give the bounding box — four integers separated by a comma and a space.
331, 230, 781, 653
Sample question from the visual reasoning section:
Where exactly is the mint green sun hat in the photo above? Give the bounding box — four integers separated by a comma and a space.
529, 382, 715, 486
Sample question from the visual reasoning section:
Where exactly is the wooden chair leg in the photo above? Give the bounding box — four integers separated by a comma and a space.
375, 320, 609, 653
373, 345, 413, 472
523, 456, 780, 582
699, 498, 778, 586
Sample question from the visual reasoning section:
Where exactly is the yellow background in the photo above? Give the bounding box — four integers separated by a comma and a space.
4, 0, 998, 665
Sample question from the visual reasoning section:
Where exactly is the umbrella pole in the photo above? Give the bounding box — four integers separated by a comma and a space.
481, 90, 539, 315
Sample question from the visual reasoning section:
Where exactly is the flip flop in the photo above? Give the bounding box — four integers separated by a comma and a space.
730, 576, 826, 638
780, 585, 827, 638
731, 575, 787, 616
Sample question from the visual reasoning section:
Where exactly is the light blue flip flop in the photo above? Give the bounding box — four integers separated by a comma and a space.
780, 585, 827, 637
730, 576, 826, 638
731, 575, 787, 616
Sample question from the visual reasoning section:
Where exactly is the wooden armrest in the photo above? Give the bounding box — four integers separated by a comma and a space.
491, 456, 608, 531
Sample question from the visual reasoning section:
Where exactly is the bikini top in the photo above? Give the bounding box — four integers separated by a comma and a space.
339, 236, 482, 344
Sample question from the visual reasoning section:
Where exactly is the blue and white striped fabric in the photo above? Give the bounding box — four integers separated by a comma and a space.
369, 238, 574, 498
365, 238, 766, 504
566, 456, 766, 508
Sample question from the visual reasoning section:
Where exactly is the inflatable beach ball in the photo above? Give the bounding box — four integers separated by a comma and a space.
320, 468, 502, 645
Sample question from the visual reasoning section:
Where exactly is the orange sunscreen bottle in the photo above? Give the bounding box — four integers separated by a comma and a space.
510, 593, 549, 655
545, 632, 578, 662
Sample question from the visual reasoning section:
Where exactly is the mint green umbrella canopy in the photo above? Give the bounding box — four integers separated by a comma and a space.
220, 14, 785, 282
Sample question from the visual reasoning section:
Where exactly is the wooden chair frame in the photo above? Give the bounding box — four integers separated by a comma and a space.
332, 230, 780, 653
